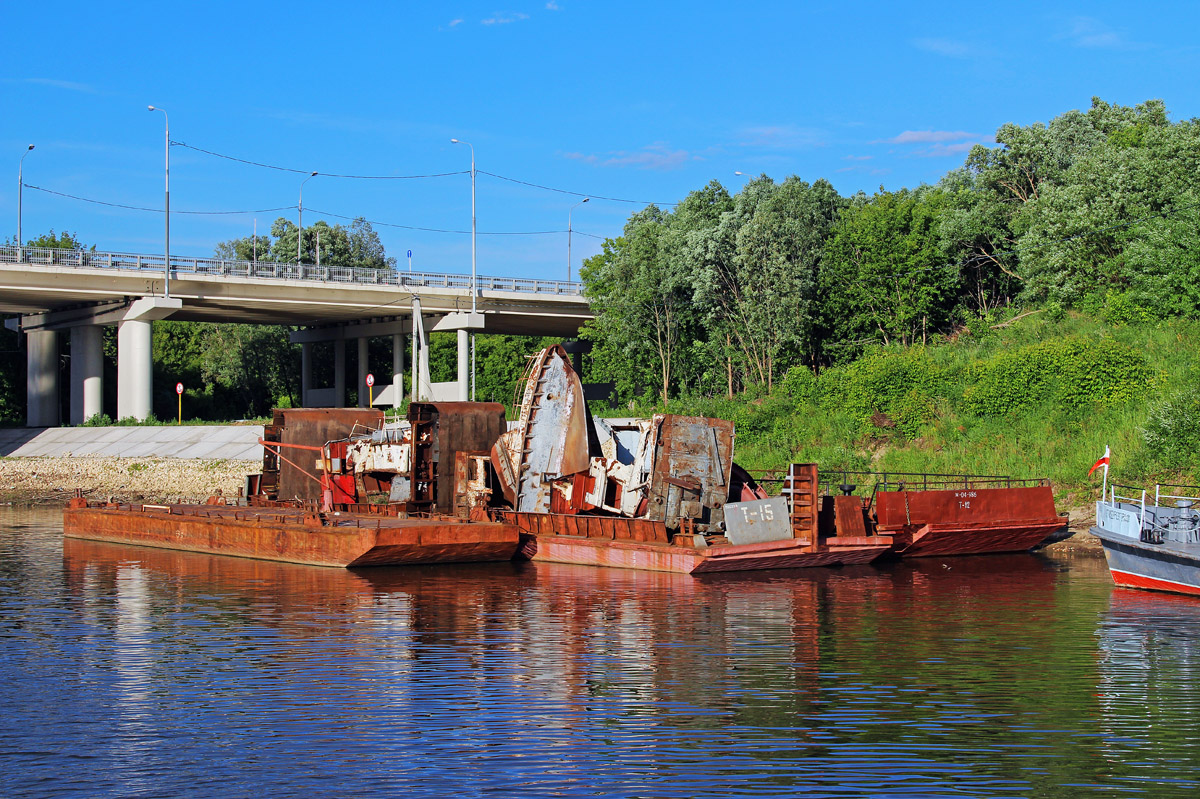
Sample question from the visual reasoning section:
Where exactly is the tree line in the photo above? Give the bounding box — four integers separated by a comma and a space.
580, 98, 1200, 405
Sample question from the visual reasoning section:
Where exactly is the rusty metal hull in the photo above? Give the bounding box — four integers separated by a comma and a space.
510, 513, 890, 574
63, 503, 519, 568
892, 520, 1069, 558
873, 485, 1066, 557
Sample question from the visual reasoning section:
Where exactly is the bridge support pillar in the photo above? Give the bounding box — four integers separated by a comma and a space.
300, 342, 311, 407
334, 338, 346, 407
117, 319, 152, 421
113, 297, 181, 421
456, 329, 469, 402
392, 332, 404, 409
70, 325, 103, 425
26, 329, 59, 427
357, 337, 369, 407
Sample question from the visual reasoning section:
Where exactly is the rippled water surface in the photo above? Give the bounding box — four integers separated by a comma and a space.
4, 508, 1200, 797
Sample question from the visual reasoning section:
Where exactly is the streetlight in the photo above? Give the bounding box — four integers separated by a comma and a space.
147, 106, 170, 297
450, 138, 476, 314
17, 144, 34, 257
568, 197, 589, 284
298, 171, 318, 263
451, 138, 478, 401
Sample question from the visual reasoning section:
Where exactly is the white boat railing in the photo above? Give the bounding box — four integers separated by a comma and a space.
1107, 482, 1200, 544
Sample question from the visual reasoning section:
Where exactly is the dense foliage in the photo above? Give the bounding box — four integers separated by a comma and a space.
582, 98, 1200, 407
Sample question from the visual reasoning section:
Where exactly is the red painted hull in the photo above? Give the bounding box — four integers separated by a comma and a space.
1110, 569, 1200, 597
63, 502, 520, 568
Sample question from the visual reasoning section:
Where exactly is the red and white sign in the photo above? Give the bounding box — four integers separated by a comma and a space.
176, 382, 184, 395
1088, 445, 1110, 477
365, 373, 375, 387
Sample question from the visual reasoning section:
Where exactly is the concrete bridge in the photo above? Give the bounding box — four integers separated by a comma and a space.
0, 244, 594, 426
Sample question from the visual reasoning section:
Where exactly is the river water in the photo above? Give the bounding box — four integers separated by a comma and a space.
2, 508, 1199, 798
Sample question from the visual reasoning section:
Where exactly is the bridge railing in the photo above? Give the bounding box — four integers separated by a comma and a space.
0, 244, 584, 296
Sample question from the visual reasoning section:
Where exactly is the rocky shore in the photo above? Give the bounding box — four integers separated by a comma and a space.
0, 456, 259, 506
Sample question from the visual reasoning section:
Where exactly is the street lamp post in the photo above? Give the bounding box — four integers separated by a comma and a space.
298, 171, 318, 263
451, 138, 477, 400
147, 106, 170, 297
450, 139, 476, 313
568, 197, 590, 284
17, 144, 34, 258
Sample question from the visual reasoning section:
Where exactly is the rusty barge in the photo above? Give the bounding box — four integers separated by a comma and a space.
63, 404, 521, 568
485, 345, 1066, 573
62, 343, 1066, 574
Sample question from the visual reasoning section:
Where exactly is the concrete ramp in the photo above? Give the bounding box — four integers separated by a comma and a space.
0, 425, 264, 460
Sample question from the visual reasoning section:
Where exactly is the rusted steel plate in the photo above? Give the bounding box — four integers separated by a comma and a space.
266, 408, 386, 503
507, 511, 669, 544
896, 520, 1065, 558
724, 497, 792, 545
875, 485, 1059, 532
63, 503, 518, 568
408, 402, 507, 516
646, 415, 734, 532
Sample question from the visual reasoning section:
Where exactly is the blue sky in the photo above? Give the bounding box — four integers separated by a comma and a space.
3, 1, 1198, 283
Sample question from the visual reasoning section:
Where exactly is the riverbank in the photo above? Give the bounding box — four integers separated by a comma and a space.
0, 456, 258, 505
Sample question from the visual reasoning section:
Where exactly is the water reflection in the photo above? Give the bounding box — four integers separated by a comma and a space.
0, 510, 1198, 796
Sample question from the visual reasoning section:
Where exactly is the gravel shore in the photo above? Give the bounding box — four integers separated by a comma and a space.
0, 456, 259, 505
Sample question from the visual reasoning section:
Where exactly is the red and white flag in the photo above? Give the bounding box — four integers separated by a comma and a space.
1088, 445, 1111, 477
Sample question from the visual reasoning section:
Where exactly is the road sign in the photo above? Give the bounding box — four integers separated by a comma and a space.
407, 250, 412, 258
366, 373, 375, 387
176, 382, 184, 395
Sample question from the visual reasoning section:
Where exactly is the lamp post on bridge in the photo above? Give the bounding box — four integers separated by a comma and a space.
568, 197, 589, 285
451, 138, 477, 400
17, 144, 34, 259
147, 106, 170, 298
298, 171, 318, 264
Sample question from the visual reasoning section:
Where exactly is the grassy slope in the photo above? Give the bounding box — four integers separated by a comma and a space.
604, 312, 1200, 508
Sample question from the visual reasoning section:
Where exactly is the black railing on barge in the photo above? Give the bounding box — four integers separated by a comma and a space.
750, 468, 1049, 497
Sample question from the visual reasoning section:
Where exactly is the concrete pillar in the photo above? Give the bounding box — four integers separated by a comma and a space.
456, 329, 469, 402
70, 325, 103, 424
334, 338, 346, 407
357, 336, 369, 407
411, 320, 419, 401
392, 332, 405, 409
26, 329, 59, 427
116, 318, 152, 421
300, 342, 312, 407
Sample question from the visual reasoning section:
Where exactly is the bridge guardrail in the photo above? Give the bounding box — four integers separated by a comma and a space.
0, 244, 584, 297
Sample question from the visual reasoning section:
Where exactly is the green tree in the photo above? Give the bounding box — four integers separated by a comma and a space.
821, 187, 957, 358
581, 206, 695, 405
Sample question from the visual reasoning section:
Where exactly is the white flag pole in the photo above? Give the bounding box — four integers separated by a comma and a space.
1102, 444, 1110, 503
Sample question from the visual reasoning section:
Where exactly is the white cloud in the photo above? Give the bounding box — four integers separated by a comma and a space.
1064, 17, 1129, 49
842, 155, 873, 161
448, 18, 463, 27
736, 124, 824, 150
481, 11, 530, 25
23, 77, 98, 94
887, 130, 977, 144
546, 1, 560, 9
563, 143, 692, 171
